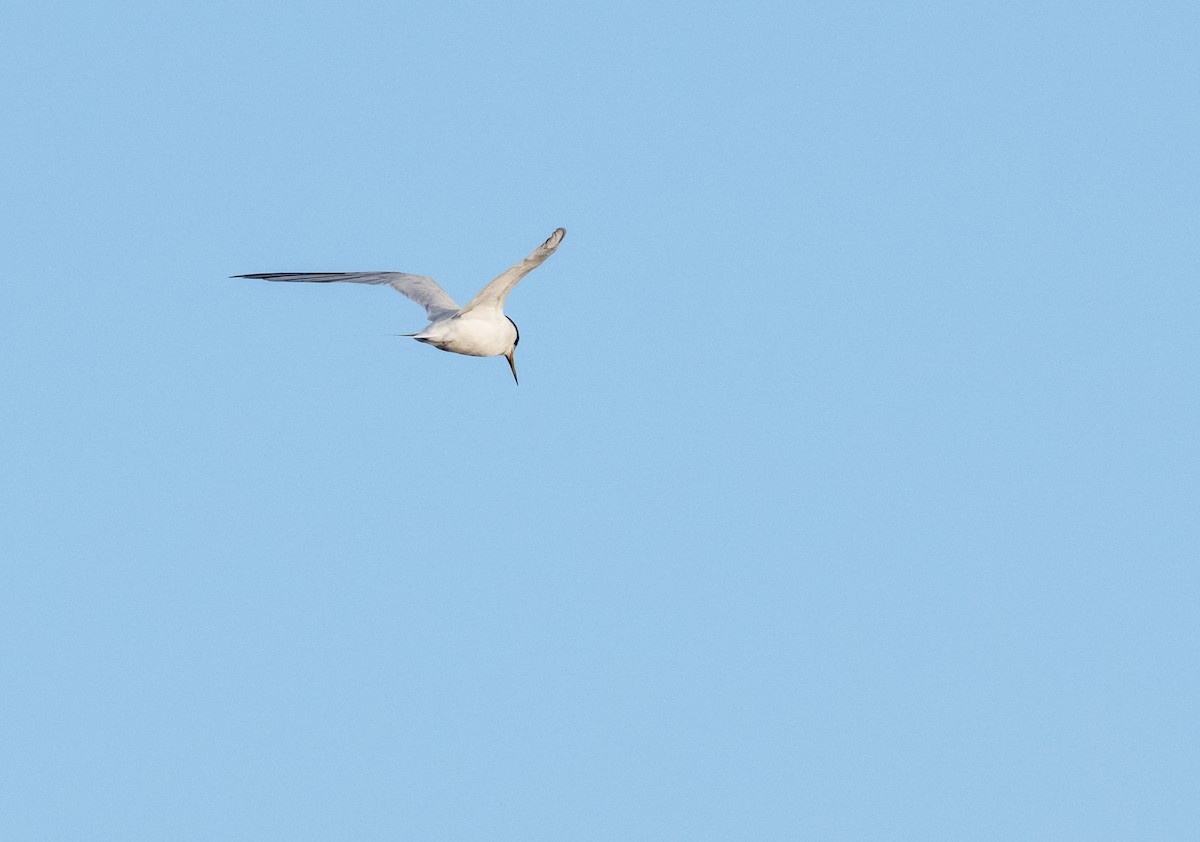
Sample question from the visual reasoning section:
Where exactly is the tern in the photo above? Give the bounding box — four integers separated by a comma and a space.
235, 227, 565, 383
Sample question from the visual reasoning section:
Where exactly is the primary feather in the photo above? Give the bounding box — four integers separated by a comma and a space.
232, 271, 460, 320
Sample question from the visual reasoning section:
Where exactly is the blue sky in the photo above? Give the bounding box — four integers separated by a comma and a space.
2, 0, 1198, 838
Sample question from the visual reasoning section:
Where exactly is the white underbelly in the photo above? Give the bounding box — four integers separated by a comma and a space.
414, 316, 514, 357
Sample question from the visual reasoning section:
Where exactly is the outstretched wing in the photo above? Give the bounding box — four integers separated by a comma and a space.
233, 272, 460, 320
460, 228, 565, 316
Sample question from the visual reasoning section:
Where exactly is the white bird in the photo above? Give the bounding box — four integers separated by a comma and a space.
235, 228, 565, 384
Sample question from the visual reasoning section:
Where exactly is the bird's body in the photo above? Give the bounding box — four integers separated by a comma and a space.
411, 312, 518, 357
235, 228, 565, 383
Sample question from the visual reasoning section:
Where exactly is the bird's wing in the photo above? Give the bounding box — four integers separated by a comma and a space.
459, 228, 565, 316
233, 272, 460, 320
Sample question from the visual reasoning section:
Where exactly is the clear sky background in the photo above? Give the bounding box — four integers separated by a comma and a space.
2, 1, 1198, 838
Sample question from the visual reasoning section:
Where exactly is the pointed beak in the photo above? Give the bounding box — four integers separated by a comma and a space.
505, 350, 518, 385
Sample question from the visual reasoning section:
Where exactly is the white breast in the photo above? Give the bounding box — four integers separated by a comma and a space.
413, 314, 516, 357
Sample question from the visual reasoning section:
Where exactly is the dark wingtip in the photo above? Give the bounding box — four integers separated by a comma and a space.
542, 228, 565, 250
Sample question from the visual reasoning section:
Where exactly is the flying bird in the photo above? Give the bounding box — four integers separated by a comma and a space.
234, 228, 566, 383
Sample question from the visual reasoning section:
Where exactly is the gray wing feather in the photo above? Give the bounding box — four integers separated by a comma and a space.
460, 228, 565, 315
234, 272, 460, 320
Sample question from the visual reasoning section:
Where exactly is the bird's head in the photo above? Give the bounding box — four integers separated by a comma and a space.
504, 317, 520, 384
